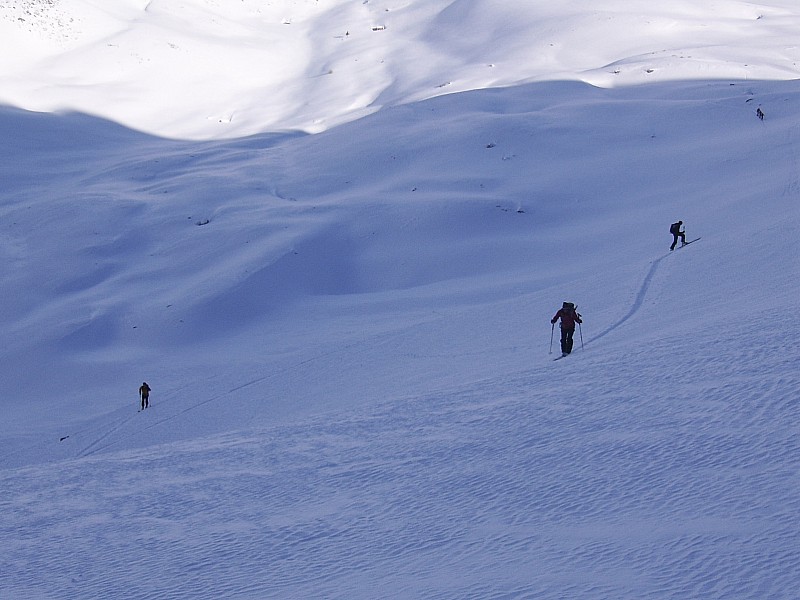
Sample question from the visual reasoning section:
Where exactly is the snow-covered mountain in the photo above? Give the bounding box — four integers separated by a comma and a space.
4, 0, 800, 138
2, 1, 800, 598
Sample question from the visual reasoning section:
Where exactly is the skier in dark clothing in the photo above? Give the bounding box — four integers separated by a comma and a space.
139, 382, 151, 410
551, 302, 582, 357
670, 220, 687, 250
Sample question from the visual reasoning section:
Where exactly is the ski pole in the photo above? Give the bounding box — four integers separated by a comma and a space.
549, 322, 554, 354
578, 322, 584, 351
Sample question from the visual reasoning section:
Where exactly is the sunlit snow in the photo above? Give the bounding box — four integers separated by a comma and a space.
2, 1, 799, 598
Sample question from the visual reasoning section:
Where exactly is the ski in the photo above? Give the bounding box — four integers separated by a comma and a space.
675, 237, 701, 249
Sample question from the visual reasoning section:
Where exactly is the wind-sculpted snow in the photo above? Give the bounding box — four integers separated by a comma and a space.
2, 311, 799, 598
4, 0, 800, 597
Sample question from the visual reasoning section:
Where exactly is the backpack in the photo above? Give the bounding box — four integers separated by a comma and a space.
559, 302, 581, 324
670, 222, 681, 235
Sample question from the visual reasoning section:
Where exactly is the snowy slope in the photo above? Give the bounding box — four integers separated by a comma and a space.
2, 1, 800, 598
3, 0, 800, 138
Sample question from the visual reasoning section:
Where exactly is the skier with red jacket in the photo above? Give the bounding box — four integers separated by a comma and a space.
551, 302, 582, 357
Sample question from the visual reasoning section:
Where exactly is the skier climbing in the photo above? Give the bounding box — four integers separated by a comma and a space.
139, 381, 151, 410
670, 220, 687, 251
551, 302, 582, 357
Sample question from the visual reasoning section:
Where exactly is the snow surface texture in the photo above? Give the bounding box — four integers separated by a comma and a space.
2, 1, 800, 598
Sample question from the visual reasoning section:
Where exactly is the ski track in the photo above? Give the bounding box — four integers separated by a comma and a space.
2, 317, 799, 599
74, 333, 407, 458
76, 413, 139, 458
588, 253, 668, 346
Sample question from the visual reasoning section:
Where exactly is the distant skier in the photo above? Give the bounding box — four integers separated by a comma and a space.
756, 107, 765, 120
669, 220, 687, 251
551, 302, 582, 357
139, 381, 151, 410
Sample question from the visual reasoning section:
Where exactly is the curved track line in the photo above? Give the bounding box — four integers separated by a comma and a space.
586, 253, 669, 346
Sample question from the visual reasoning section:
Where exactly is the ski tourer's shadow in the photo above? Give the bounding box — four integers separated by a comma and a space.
586, 253, 670, 346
